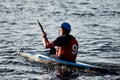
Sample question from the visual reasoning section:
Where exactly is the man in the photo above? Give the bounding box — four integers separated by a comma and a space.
42, 22, 79, 62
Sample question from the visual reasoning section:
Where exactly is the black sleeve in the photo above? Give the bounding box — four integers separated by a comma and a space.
53, 35, 72, 47
54, 36, 68, 46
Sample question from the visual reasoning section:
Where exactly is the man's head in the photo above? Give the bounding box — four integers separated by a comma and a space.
59, 22, 71, 35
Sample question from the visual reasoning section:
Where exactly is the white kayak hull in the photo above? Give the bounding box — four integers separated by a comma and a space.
18, 52, 96, 69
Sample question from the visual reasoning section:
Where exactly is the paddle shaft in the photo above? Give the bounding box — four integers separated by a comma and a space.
37, 20, 49, 45
37, 20, 45, 34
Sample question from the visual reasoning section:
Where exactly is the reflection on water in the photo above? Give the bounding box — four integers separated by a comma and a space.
28, 62, 120, 80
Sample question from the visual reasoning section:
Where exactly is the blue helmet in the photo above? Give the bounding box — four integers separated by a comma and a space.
61, 22, 71, 31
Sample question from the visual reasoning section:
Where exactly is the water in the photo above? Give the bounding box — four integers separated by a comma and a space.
0, 0, 120, 79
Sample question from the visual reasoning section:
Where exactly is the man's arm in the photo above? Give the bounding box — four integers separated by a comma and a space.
42, 33, 55, 48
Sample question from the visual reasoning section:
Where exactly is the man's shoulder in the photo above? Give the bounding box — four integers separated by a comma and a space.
55, 35, 76, 42
57, 35, 73, 40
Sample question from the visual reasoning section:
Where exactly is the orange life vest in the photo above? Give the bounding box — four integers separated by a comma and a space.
56, 37, 79, 62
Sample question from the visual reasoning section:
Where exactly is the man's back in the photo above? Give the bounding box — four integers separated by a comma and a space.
54, 35, 79, 62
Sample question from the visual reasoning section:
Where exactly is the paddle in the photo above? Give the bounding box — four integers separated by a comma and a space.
37, 20, 45, 34
37, 20, 49, 47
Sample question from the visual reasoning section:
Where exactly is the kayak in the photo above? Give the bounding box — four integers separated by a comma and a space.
18, 52, 117, 74
18, 52, 97, 69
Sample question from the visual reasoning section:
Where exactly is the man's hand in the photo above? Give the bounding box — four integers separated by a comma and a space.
43, 32, 47, 37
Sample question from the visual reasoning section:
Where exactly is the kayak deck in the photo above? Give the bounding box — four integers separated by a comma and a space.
18, 52, 96, 69
18, 52, 119, 75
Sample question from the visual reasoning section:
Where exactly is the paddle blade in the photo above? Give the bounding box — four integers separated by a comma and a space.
37, 20, 45, 34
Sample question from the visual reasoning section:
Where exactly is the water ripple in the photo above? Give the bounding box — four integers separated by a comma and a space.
0, 68, 14, 73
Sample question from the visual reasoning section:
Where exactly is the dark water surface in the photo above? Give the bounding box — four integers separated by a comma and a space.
0, 0, 120, 79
